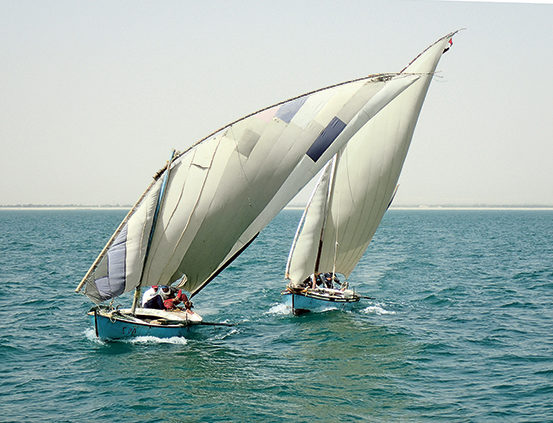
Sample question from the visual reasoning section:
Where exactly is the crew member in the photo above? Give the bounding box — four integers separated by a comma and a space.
163, 288, 193, 311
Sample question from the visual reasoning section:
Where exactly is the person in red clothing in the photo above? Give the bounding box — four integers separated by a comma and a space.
162, 287, 193, 311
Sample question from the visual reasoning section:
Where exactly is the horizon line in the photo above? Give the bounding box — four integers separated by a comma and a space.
2, 204, 553, 211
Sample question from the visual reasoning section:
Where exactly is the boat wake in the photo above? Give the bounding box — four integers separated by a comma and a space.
266, 303, 289, 315
362, 303, 396, 315
267, 302, 339, 315
84, 328, 188, 345
126, 336, 188, 345
84, 328, 106, 345
209, 328, 239, 341
320, 306, 341, 313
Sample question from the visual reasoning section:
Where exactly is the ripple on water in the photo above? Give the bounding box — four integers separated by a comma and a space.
2, 209, 553, 421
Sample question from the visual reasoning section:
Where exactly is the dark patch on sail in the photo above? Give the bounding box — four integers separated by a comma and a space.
275, 96, 307, 123
236, 128, 259, 157
306, 117, 346, 162
95, 225, 127, 300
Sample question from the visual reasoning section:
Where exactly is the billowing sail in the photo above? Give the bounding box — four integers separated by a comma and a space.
285, 158, 335, 281
77, 72, 420, 303
286, 32, 456, 286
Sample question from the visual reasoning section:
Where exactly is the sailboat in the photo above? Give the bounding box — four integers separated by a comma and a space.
283, 32, 457, 314
75, 68, 421, 340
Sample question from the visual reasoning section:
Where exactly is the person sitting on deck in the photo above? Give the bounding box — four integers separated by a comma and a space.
323, 273, 341, 289
142, 285, 165, 310
141, 285, 159, 307
311, 273, 324, 289
323, 273, 335, 289
163, 287, 193, 312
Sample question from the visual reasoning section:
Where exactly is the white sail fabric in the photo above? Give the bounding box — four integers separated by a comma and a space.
285, 159, 335, 281
79, 72, 420, 303
286, 33, 455, 286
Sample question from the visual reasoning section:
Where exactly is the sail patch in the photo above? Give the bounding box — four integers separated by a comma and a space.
236, 128, 259, 157
275, 96, 308, 123
306, 117, 346, 162
95, 225, 128, 300
256, 106, 278, 122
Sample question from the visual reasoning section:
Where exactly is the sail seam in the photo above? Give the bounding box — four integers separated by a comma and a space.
164, 136, 224, 289
75, 177, 160, 293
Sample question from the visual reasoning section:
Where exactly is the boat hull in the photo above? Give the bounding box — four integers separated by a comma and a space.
88, 307, 201, 341
282, 289, 360, 314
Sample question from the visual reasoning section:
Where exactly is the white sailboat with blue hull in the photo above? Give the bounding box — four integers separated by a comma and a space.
283, 32, 457, 314
76, 67, 420, 340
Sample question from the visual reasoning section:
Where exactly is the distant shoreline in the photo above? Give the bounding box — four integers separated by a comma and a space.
389, 206, 553, 211
287, 205, 553, 211
0, 206, 131, 210
2, 205, 553, 211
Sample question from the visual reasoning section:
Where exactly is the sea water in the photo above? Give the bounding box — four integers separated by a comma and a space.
0, 209, 552, 422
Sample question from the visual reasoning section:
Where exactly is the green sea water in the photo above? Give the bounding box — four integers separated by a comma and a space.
0, 209, 552, 422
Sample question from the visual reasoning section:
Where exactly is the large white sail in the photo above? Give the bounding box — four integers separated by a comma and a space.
285, 158, 335, 280
77, 72, 420, 303
286, 32, 456, 286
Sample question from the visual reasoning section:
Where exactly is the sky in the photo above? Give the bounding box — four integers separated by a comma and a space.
1, 0, 552, 206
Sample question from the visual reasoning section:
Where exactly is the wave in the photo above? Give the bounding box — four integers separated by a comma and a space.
84, 328, 105, 345
362, 303, 396, 315
266, 303, 289, 315
126, 336, 188, 345
209, 328, 239, 341
84, 328, 188, 345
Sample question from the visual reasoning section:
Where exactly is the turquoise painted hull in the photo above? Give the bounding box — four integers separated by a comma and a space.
282, 290, 359, 314
89, 309, 195, 340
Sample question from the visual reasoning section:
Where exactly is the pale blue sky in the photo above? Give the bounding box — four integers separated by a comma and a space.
1, 0, 552, 206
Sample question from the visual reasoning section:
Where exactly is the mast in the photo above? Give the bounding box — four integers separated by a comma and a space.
313, 154, 338, 275
131, 149, 176, 314
285, 163, 330, 280
330, 151, 344, 279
